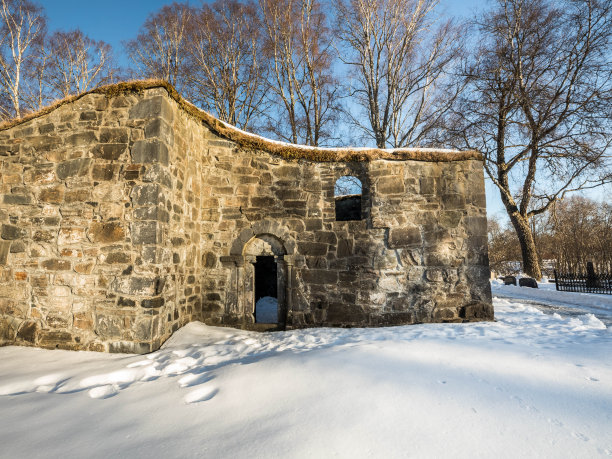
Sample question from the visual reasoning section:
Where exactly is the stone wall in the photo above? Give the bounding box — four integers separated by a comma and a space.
0, 84, 492, 353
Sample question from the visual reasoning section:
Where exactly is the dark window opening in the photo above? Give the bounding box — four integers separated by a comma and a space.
335, 175, 362, 221
254, 256, 278, 323
335, 195, 361, 221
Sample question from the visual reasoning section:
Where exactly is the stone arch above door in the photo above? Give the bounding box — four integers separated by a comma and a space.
230, 220, 296, 257
243, 234, 287, 257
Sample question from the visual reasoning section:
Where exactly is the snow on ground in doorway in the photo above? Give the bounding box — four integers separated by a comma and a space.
255, 296, 278, 323
1, 296, 611, 458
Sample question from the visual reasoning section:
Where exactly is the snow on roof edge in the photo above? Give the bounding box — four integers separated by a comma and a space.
0, 79, 483, 163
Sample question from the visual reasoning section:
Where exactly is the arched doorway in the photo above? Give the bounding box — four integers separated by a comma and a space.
243, 234, 288, 327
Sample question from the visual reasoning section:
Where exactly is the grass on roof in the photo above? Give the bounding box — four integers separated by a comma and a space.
0, 79, 482, 163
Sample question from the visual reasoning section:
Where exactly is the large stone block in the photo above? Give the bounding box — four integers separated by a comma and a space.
439, 211, 462, 229
419, 177, 436, 195
129, 96, 174, 122
58, 227, 86, 245
465, 215, 487, 236
41, 259, 71, 271
133, 206, 169, 222
0, 296, 28, 314
388, 227, 421, 248
92, 163, 118, 181
326, 302, 367, 324
297, 242, 328, 256
1, 224, 26, 240
133, 318, 154, 340
88, 222, 125, 244
104, 252, 131, 264
459, 301, 494, 321
56, 158, 92, 180
112, 276, 157, 296
250, 196, 275, 208
131, 221, 162, 245
92, 144, 128, 161
377, 176, 405, 195
95, 315, 124, 338
24, 165, 56, 185
131, 140, 169, 165
17, 320, 40, 343
29, 136, 62, 152
0, 241, 10, 265
38, 330, 78, 350
73, 312, 93, 331
66, 132, 97, 146
0, 317, 19, 341
100, 127, 129, 143
141, 297, 165, 308
37, 185, 64, 204
144, 119, 174, 146
442, 193, 466, 210
3, 194, 32, 205
301, 269, 338, 285
131, 183, 162, 206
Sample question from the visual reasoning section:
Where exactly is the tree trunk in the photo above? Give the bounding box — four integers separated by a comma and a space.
508, 212, 542, 279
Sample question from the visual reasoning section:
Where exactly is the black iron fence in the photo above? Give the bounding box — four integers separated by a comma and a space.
554, 263, 612, 295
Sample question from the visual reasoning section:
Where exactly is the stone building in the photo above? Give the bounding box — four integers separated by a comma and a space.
0, 81, 492, 353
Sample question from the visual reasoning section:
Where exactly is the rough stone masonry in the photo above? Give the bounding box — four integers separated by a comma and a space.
0, 81, 493, 353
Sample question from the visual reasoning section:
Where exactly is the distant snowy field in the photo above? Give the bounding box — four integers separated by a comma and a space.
1, 285, 611, 458
492, 278, 612, 326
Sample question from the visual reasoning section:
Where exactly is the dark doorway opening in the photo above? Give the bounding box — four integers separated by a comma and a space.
254, 256, 278, 323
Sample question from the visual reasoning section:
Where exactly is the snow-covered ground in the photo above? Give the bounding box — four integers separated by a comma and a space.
255, 296, 278, 323
1, 287, 611, 458
492, 278, 612, 326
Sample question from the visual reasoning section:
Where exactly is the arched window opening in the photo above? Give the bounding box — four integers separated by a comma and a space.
335, 175, 362, 221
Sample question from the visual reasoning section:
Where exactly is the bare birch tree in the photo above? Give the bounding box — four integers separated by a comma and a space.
0, 0, 45, 119
259, 0, 339, 146
44, 29, 116, 99
185, 0, 267, 130
449, 0, 612, 279
124, 2, 192, 89
335, 0, 461, 148
20, 36, 49, 112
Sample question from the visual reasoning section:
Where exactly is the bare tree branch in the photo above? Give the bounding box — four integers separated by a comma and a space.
335, 0, 462, 148
448, 0, 612, 278
0, 0, 45, 119
124, 2, 192, 90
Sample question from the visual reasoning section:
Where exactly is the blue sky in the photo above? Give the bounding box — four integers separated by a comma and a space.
44, 0, 191, 67
42, 0, 607, 219
44, 0, 484, 66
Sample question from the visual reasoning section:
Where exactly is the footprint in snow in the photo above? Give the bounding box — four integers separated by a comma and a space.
572, 432, 589, 442
0, 374, 67, 395
178, 373, 214, 388
548, 418, 563, 427
586, 376, 599, 382
184, 386, 218, 404
88, 385, 118, 399
127, 360, 154, 368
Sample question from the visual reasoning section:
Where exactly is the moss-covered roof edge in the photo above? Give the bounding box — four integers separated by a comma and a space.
0, 79, 483, 163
